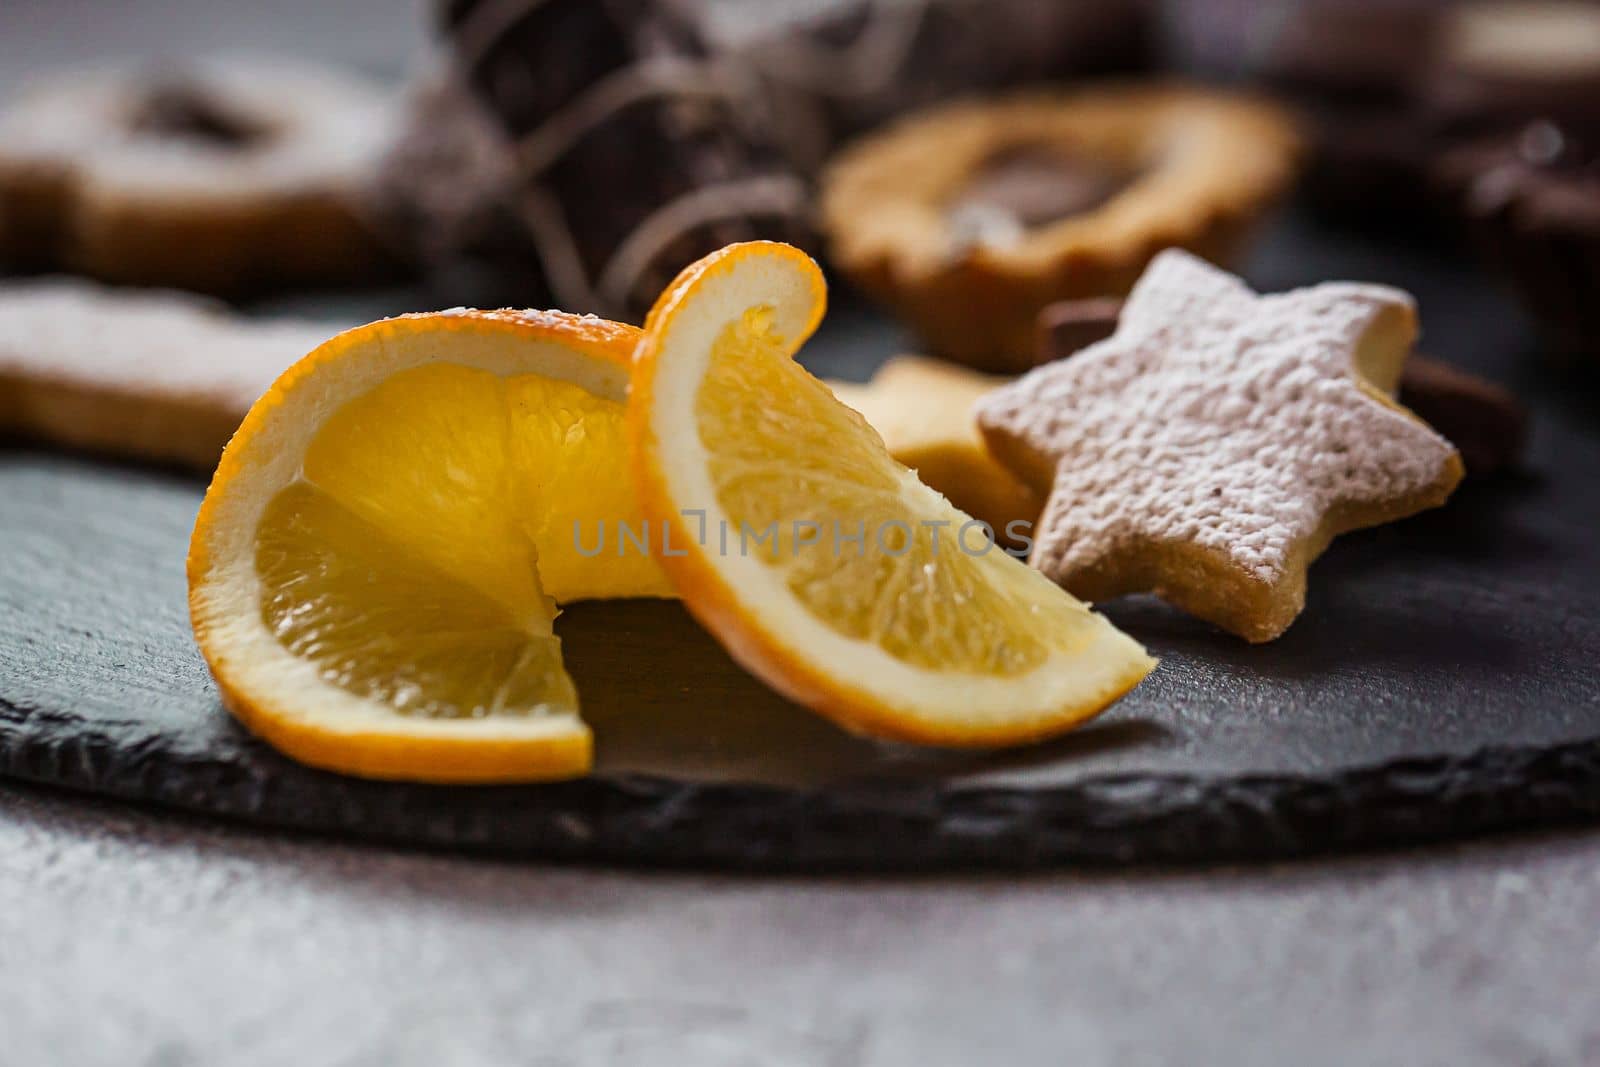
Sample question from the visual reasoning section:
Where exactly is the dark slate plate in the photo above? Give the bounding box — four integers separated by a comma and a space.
2, 216, 1599, 870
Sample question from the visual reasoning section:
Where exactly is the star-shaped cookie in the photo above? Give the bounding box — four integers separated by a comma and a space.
976, 249, 1464, 642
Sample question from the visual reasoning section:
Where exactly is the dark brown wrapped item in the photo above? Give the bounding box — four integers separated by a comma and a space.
367, 74, 535, 296
434, 0, 811, 321
404, 0, 1153, 321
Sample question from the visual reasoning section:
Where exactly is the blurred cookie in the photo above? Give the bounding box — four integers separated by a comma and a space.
977, 250, 1462, 643
0, 279, 330, 468
827, 356, 1042, 541
1261, 0, 1600, 232
0, 59, 397, 293
820, 85, 1300, 369
1438, 119, 1600, 360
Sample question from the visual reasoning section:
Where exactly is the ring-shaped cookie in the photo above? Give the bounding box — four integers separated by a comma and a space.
0, 59, 397, 293
820, 85, 1301, 370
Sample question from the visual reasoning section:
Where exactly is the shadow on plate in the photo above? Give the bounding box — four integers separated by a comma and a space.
562, 599, 1171, 789
1101, 547, 1539, 684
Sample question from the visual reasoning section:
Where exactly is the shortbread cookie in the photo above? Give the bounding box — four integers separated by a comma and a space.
0, 60, 396, 292
827, 357, 1041, 542
977, 250, 1464, 642
819, 85, 1300, 369
0, 279, 331, 469
1037, 296, 1530, 478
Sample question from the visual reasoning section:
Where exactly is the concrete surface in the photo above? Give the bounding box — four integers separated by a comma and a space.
3, 782, 1598, 1066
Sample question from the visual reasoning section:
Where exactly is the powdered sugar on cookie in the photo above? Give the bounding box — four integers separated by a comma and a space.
0, 60, 394, 197
0, 59, 395, 292
0, 279, 335, 468
977, 249, 1463, 641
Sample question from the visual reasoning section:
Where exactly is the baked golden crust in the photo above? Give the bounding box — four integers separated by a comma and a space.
0, 62, 396, 293
0, 279, 332, 469
819, 84, 1302, 370
975, 250, 1462, 643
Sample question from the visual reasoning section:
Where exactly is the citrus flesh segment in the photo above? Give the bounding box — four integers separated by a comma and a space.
297, 359, 667, 608
190, 310, 659, 782
256, 480, 575, 722
632, 242, 1156, 746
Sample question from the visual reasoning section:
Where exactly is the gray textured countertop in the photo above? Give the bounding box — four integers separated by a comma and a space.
4, 782, 1598, 1066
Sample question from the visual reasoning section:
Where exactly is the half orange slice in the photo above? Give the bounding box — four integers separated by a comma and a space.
189, 309, 669, 782
628, 242, 1155, 746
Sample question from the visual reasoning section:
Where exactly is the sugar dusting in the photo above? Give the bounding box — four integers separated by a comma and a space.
978, 250, 1458, 584
0, 59, 395, 197
0, 279, 334, 413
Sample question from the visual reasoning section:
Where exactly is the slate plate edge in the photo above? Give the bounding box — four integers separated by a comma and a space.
4, 697, 1599, 871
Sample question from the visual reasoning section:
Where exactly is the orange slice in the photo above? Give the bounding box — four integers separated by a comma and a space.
629, 242, 1155, 746
188, 309, 670, 783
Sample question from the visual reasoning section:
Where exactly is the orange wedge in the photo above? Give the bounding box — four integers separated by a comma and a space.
188, 309, 670, 783
628, 242, 1155, 746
